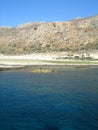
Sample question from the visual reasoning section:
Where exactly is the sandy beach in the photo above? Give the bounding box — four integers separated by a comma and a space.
0, 53, 98, 71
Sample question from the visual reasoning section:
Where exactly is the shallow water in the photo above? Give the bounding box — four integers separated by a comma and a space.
0, 68, 98, 130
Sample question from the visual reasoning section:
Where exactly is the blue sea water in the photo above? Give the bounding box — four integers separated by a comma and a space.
0, 67, 98, 130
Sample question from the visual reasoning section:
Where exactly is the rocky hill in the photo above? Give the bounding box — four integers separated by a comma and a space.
0, 15, 98, 55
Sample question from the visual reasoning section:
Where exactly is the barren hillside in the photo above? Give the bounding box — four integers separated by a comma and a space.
0, 15, 98, 55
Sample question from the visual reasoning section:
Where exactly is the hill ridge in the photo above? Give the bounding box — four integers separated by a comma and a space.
0, 15, 98, 55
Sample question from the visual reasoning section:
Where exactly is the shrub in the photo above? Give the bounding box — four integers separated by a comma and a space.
74, 56, 80, 60
85, 56, 93, 60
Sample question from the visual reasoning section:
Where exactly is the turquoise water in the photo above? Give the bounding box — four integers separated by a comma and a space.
0, 68, 98, 130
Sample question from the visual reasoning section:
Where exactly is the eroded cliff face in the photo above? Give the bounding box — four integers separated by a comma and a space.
0, 15, 98, 54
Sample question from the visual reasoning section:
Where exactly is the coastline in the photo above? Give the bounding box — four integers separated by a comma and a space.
0, 54, 98, 72
0, 62, 98, 73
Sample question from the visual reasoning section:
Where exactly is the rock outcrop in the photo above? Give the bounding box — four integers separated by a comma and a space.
0, 15, 98, 55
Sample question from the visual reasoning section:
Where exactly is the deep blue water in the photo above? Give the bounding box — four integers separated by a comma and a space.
0, 67, 98, 130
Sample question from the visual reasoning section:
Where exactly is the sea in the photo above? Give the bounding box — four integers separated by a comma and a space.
0, 67, 98, 130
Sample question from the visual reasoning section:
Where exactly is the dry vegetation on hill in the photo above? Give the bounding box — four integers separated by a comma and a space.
0, 15, 98, 55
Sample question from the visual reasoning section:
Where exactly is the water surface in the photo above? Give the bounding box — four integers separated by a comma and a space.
0, 67, 98, 130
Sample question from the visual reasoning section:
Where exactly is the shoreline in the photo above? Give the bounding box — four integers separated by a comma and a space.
0, 54, 98, 72
0, 64, 98, 73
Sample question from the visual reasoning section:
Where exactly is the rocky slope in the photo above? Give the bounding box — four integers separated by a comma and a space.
0, 15, 98, 55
